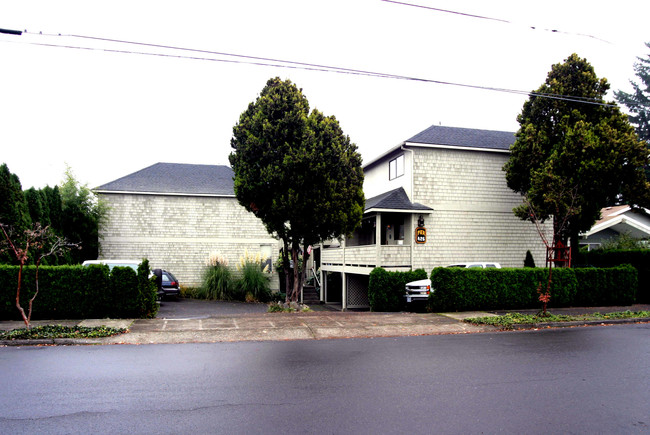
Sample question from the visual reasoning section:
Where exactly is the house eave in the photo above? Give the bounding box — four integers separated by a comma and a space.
403, 141, 510, 154
94, 189, 236, 198
365, 207, 433, 214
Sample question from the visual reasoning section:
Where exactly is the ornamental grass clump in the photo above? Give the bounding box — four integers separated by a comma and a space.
235, 249, 271, 302
202, 252, 234, 300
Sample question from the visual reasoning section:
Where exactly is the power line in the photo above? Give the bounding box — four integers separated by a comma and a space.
381, 0, 612, 44
2, 30, 618, 108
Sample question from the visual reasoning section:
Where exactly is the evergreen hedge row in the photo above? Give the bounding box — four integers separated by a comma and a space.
368, 268, 428, 311
428, 265, 637, 312
578, 250, 649, 303
0, 262, 158, 320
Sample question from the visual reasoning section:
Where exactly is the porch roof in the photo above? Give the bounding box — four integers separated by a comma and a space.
364, 187, 433, 214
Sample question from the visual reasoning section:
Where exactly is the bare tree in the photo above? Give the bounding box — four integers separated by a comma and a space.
522, 186, 580, 315
0, 223, 80, 328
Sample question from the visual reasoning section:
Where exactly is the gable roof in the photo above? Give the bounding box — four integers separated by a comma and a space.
582, 205, 650, 239
405, 125, 515, 151
364, 125, 515, 168
365, 187, 433, 214
95, 163, 235, 196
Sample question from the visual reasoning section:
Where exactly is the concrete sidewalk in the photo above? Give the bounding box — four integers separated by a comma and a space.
1, 304, 648, 346
0, 311, 497, 345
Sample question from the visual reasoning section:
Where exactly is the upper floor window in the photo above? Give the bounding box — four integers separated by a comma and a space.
389, 154, 404, 180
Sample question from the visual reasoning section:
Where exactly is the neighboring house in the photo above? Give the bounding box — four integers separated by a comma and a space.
580, 205, 650, 251
320, 125, 549, 309
95, 163, 280, 289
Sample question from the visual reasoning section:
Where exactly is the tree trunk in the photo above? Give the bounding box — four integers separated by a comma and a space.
290, 247, 300, 302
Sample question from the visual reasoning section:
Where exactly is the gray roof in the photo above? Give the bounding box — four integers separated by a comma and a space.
365, 187, 432, 213
406, 125, 515, 151
95, 163, 235, 196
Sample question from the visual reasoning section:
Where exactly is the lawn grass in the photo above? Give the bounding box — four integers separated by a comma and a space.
465, 311, 650, 330
0, 325, 127, 340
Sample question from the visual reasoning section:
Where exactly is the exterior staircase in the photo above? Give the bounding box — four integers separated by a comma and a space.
301, 285, 321, 305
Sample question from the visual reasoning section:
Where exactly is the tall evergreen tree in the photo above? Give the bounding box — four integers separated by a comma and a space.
0, 163, 31, 232
24, 187, 47, 226
615, 41, 650, 144
230, 77, 364, 301
504, 54, 650, 255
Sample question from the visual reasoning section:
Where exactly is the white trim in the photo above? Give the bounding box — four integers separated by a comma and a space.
365, 207, 433, 214
95, 189, 236, 198
363, 140, 510, 169
582, 214, 650, 237
403, 141, 510, 154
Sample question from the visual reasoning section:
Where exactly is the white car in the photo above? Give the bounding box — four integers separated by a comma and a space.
404, 262, 502, 303
82, 259, 141, 272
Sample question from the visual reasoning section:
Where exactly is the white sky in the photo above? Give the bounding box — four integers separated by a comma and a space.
2, 0, 649, 190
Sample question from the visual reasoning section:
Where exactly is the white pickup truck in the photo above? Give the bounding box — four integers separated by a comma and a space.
404, 262, 501, 303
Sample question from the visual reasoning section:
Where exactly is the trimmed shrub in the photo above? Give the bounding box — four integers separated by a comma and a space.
574, 264, 637, 306
579, 250, 649, 303
0, 261, 157, 320
428, 267, 584, 312
368, 268, 427, 311
429, 266, 637, 312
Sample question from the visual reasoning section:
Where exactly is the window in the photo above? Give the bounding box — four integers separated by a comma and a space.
389, 155, 404, 180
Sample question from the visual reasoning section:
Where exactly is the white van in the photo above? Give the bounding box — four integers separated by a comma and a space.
81, 259, 141, 272
404, 262, 502, 303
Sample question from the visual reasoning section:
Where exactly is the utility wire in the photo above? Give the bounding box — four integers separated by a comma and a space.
2, 30, 618, 108
381, 0, 612, 44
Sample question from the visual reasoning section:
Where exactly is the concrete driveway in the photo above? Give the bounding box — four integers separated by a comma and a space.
157, 297, 270, 318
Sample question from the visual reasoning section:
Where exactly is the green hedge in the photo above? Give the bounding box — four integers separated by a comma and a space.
428, 265, 637, 312
0, 261, 158, 320
578, 250, 649, 303
368, 268, 427, 311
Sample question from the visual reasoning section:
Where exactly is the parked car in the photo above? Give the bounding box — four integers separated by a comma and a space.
447, 262, 501, 269
82, 259, 140, 272
404, 262, 502, 303
152, 268, 181, 299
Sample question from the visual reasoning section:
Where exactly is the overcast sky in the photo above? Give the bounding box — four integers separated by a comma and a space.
2, 0, 649, 190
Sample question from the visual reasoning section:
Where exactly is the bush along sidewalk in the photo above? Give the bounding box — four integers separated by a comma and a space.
0, 325, 127, 341
464, 310, 650, 330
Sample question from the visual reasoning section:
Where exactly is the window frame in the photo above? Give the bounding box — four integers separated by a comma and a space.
389, 154, 405, 180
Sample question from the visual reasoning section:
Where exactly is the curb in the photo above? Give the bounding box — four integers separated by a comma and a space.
509, 317, 650, 330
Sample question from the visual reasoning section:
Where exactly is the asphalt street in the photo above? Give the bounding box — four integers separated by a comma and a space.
1, 323, 648, 434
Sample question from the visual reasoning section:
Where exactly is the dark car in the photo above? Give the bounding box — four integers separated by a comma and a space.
152, 269, 181, 299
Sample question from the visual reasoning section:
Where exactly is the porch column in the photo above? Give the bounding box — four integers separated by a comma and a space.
375, 213, 382, 267
341, 272, 347, 311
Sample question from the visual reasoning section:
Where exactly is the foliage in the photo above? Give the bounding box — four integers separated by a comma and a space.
267, 301, 311, 312
136, 259, 158, 318
578, 250, 649, 303
596, 233, 649, 251
58, 166, 108, 264
504, 54, 650, 248
229, 77, 364, 302
427, 266, 637, 312
202, 253, 233, 300
0, 223, 80, 328
234, 250, 271, 302
615, 41, 650, 145
524, 250, 536, 267
464, 310, 650, 330
0, 164, 107, 266
0, 262, 157, 320
0, 324, 127, 340
368, 268, 428, 312
0, 164, 31, 243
